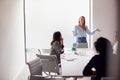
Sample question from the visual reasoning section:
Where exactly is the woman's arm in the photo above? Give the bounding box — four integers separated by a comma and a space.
73, 26, 77, 36
86, 26, 100, 35
83, 56, 97, 75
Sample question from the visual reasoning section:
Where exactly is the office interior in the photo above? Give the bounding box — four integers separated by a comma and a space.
0, 0, 120, 80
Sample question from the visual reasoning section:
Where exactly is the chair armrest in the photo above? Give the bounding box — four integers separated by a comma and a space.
32, 75, 64, 80
31, 75, 48, 80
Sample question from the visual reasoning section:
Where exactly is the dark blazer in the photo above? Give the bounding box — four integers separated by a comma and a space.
83, 54, 116, 80
83, 55, 106, 80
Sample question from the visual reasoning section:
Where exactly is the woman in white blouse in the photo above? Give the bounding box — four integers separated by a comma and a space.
73, 16, 100, 47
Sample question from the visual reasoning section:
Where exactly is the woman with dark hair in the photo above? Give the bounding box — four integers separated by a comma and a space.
50, 31, 64, 64
83, 37, 116, 80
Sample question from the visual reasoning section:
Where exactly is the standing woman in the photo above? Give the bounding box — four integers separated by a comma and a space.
73, 16, 100, 47
50, 31, 64, 64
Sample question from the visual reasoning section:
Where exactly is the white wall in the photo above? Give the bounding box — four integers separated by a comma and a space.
93, 0, 119, 78
93, 0, 117, 45
26, 0, 90, 49
0, 0, 25, 80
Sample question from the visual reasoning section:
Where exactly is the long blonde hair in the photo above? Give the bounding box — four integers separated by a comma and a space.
78, 16, 86, 31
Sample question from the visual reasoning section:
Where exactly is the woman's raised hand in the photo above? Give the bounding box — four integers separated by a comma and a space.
96, 28, 100, 32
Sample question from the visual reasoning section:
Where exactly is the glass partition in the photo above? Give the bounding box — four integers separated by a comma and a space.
24, 0, 91, 62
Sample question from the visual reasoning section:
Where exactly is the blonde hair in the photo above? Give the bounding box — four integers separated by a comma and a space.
78, 16, 86, 31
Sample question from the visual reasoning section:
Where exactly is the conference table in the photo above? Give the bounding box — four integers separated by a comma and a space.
60, 48, 96, 77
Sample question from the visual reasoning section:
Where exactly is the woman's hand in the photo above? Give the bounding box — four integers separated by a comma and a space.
96, 28, 100, 32
72, 31, 75, 35
60, 37, 64, 45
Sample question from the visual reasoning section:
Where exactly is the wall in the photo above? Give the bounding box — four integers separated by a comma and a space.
93, 0, 119, 78
93, 0, 117, 44
0, 0, 25, 80
116, 0, 120, 78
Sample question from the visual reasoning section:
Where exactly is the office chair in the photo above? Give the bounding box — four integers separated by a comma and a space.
26, 48, 41, 62
41, 48, 51, 55
27, 57, 64, 80
27, 58, 50, 80
36, 54, 60, 75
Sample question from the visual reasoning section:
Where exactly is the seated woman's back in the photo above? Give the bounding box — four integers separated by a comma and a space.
83, 55, 107, 79
50, 31, 64, 64
83, 37, 116, 80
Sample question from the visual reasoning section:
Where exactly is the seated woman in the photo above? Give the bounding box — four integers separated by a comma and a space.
50, 31, 64, 64
83, 37, 116, 80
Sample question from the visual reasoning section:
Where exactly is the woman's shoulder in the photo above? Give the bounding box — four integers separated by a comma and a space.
91, 55, 101, 61
75, 25, 80, 30
75, 25, 79, 28
52, 41, 60, 45
75, 25, 78, 27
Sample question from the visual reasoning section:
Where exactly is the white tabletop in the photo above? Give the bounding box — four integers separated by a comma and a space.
61, 48, 96, 76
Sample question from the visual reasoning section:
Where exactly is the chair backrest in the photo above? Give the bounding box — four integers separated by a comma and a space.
41, 49, 51, 54
26, 48, 41, 62
101, 77, 115, 80
73, 43, 88, 48
27, 57, 63, 80
36, 54, 60, 75
27, 58, 42, 76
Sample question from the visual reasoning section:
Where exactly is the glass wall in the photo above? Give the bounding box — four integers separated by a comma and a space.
25, 0, 91, 49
